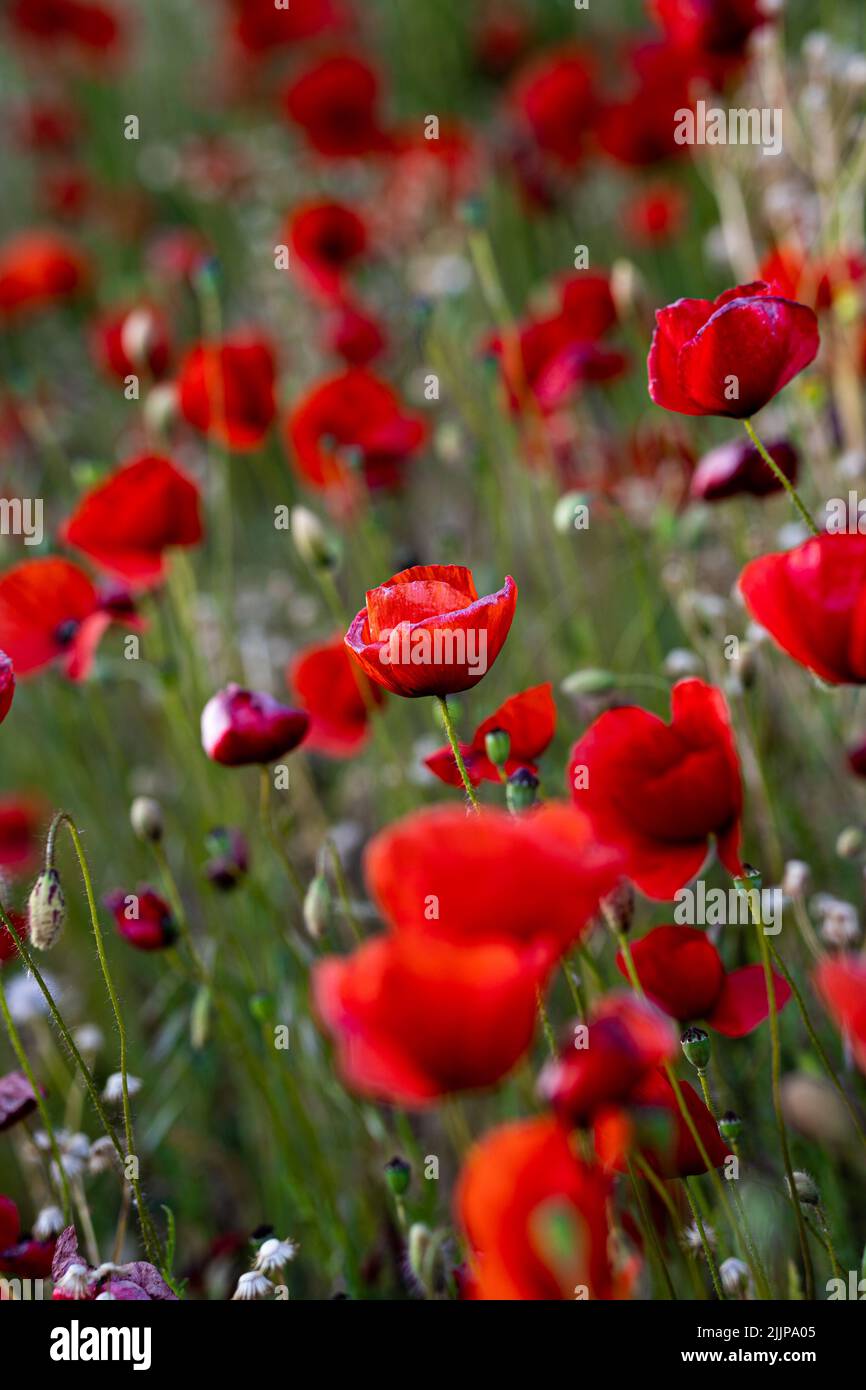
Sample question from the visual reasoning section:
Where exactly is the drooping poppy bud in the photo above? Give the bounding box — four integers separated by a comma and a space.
28, 868, 65, 950
201, 685, 309, 767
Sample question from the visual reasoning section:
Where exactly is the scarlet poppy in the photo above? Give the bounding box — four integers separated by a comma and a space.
690, 436, 799, 501
345, 564, 516, 698
323, 299, 386, 367
593, 1070, 731, 1179
91, 303, 171, 381
0, 558, 128, 680
568, 678, 743, 898
650, 0, 771, 62
425, 682, 555, 787
8, 0, 121, 52
0, 796, 43, 872
313, 931, 551, 1105
617, 926, 791, 1036
0, 229, 87, 317
596, 41, 697, 167
0, 1198, 55, 1280
758, 245, 866, 314
288, 634, 385, 757
456, 1117, 618, 1299
739, 534, 866, 685
625, 184, 686, 244
364, 802, 621, 952
280, 54, 393, 158
104, 887, 177, 952
0, 652, 14, 724
285, 368, 425, 497
0, 911, 27, 965
285, 201, 368, 299
509, 48, 597, 167
648, 281, 819, 418
60, 454, 203, 585
229, 0, 343, 54
814, 956, 866, 1073
177, 333, 277, 451
201, 684, 309, 766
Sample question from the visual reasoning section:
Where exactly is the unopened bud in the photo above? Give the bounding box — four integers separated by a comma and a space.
506, 767, 538, 813
720, 1257, 751, 1297
303, 872, 331, 940
561, 668, 618, 696
680, 1025, 711, 1072
291, 506, 340, 572
835, 826, 864, 860
384, 1156, 411, 1197
483, 727, 510, 769
130, 796, 164, 843
781, 859, 811, 898
407, 1222, 434, 1289
28, 869, 65, 950
786, 1170, 820, 1206
718, 1110, 743, 1143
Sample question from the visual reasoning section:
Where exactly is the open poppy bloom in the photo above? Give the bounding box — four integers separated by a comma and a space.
313, 931, 551, 1106
0, 558, 131, 680
201, 685, 309, 766
456, 1117, 620, 1299
104, 887, 177, 952
177, 333, 277, 451
425, 682, 555, 787
8, 0, 122, 53
648, 281, 819, 418
288, 634, 385, 757
596, 40, 698, 168
280, 54, 393, 158
813, 955, 866, 1073
285, 201, 368, 299
322, 298, 386, 367
345, 564, 516, 698
0, 229, 87, 317
593, 1070, 731, 1179
509, 47, 597, 167
285, 368, 426, 499
690, 436, 799, 502
91, 303, 171, 381
568, 678, 743, 898
0, 796, 42, 873
61, 454, 203, 585
0, 1197, 55, 1281
650, 0, 772, 64
364, 802, 622, 953
228, 0, 343, 54
739, 534, 866, 685
758, 244, 866, 314
617, 926, 791, 1036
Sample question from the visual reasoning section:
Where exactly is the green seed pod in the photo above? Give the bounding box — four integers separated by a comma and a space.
28, 868, 65, 951
680, 1025, 711, 1072
484, 727, 511, 770
384, 1156, 411, 1197
718, 1110, 743, 1143
506, 768, 539, 814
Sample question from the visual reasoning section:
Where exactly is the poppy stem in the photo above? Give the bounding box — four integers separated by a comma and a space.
535, 985, 557, 1059
684, 1180, 725, 1299
435, 696, 480, 811
626, 1157, 677, 1299
742, 419, 820, 535
258, 766, 305, 900
325, 837, 363, 944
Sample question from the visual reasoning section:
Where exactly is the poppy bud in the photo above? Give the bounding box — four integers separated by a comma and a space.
506, 767, 539, 813
384, 1156, 411, 1197
835, 826, 864, 860
201, 685, 309, 766
718, 1110, 743, 1142
553, 491, 591, 535
303, 872, 331, 940
561, 668, 618, 696
720, 1257, 751, 1297
781, 859, 810, 898
28, 868, 65, 950
203, 827, 249, 890
600, 881, 635, 935
680, 1025, 711, 1072
407, 1222, 434, 1290
291, 505, 340, 572
786, 1170, 820, 1206
483, 726, 511, 770
129, 796, 163, 843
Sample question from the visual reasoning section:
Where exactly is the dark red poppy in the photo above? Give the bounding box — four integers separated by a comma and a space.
313, 931, 550, 1106
596, 41, 698, 167
285, 369, 425, 499
0, 230, 87, 317
288, 634, 385, 757
345, 564, 516, 698
690, 436, 799, 501
0, 558, 127, 680
228, 0, 343, 54
758, 245, 866, 314
201, 684, 309, 766
425, 682, 555, 787
456, 1117, 623, 1300
0, 797, 42, 873
814, 955, 866, 1073
91, 303, 171, 381
0, 1071, 38, 1130
323, 298, 386, 366
617, 926, 791, 1036
13, 99, 81, 152
648, 281, 819, 418
0, 1197, 55, 1280
509, 47, 597, 167
104, 886, 177, 952
847, 739, 866, 777
285, 201, 368, 299
364, 803, 622, 953
650, 0, 771, 62
61, 454, 203, 585
8, 0, 122, 52
568, 678, 743, 899
474, 6, 532, 80
281, 54, 393, 158
739, 534, 866, 685
625, 184, 686, 244
593, 1070, 731, 1179
39, 165, 91, 222
177, 333, 277, 451
0, 911, 27, 966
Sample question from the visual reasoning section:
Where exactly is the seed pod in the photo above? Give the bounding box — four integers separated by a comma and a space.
680, 1025, 711, 1071
28, 869, 65, 951
483, 727, 510, 770
130, 796, 164, 844
506, 768, 539, 813
718, 1110, 743, 1142
384, 1156, 411, 1197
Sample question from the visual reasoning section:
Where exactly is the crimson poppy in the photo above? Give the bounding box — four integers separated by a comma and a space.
177, 333, 277, 451
425, 682, 555, 787
91, 303, 171, 381
104, 887, 177, 952
364, 802, 621, 953
509, 47, 597, 167
617, 926, 791, 1036
596, 41, 698, 167
288, 634, 385, 757
201, 684, 309, 766
648, 281, 819, 418
456, 1117, 620, 1299
285, 201, 368, 299
280, 54, 393, 158
813, 955, 866, 1073
690, 436, 799, 501
285, 368, 425, 498
8, 0, 121, 52
345, 564, 516, 698
0, 910, 27, 965
474, 7, 532, 80
568, 678, 743, 898
593, 1070, 731, 1179
0, 229, 87, 317
650, 0, 771, 62
0, 1197, 55, 1280
0, 796, 43, 873
313, 931, 551, 1106
323, 299, 386, 367
758, 245, 866, 313
0, 558, 129, 680
228, 0, 343, 54
625, 184, 686, 244
61, 454, 203, 585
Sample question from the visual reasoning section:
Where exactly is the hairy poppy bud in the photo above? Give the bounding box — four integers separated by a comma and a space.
718, 1110, 743, 1143
720, 1257, 751, 1297
407, 1222, 434, 1290
506, 767, 539, 813
787, 1170, 820, 1206
835, 826, 864, 860
130, 796, 164, 843
384, 1155, 411, 1197
680, 1025, 711, 1072
28, 868, 65, 950
483, 726, 511, 770
303, 872, 331, 940
291, 506, 340, 572
561, 668, 618, 696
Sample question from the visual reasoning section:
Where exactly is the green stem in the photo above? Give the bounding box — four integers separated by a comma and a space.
684, 1181, 724, 1299
627, 1158, 677, 1299
743, 419, 819, 535
435, 697, 480, 811
325, 838, 362, 944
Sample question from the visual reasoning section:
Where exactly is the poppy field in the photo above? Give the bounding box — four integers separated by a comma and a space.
3, 0, 866, 1314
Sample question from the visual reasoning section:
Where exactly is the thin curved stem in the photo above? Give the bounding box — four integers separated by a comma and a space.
743, 418, 819, 535
435, 697, 480, 811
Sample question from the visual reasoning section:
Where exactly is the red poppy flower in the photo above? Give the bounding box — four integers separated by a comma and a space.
323, 299, 386, 367
593, 1070, 731, 1179
365, 803, 622, 953
648, 281, 819, 418
285, 201, 368, 299
0, 910, 27, 965
285, 369, 425, 498
0, 797, 42, 873
313, 931, 550, 1106
568, 678, 743, 898
60, 454, 203, 586
509, 48, 597, 167
177, 333, 277, 451
0, 1197, 55, 1280
617, 926, 791, 1036
425, 682, 555, 787
13, 99, 80, 152
690, 436, 799, 502
650, 0, 771, 61
596, 42, 698, 167
814, 955, 866, 1073
8, 0, 121, 52
0, 230, 87, 317
456, 1117, 618, 1299
0, 558, 127, 680
739, 534, 866, 685
625, 184, 686, 244
280, 54, 393, 158
201, 684, 309, 766
229, 0, 343, 54
345, 564, 516, 698
91, 303, 171, 381
758, 245, 866, 314
104, 887, 177, 952
0, 652, 14, 725
288, 635, 385, 757
474, 7, 532, 80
